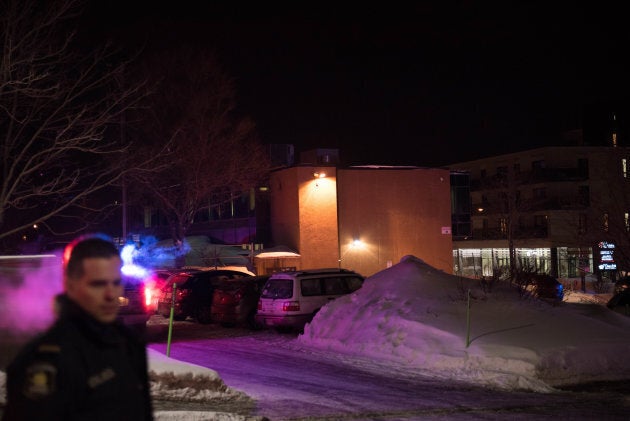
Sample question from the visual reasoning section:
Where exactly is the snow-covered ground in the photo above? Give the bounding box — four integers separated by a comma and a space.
2, 255, 630, 420
299, 256, 630, 391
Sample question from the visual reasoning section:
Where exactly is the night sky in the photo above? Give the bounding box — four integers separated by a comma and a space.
83, 2, 630, 167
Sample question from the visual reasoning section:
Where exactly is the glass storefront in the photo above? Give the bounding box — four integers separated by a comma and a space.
453, 247, 593, 279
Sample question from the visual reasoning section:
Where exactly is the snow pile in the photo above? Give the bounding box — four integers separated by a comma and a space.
298, 255, 630, 392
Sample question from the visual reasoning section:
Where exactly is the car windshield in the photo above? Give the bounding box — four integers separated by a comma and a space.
261, 278, 293, 299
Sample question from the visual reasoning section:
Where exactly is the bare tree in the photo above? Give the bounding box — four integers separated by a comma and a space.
127, 46, 271, 248
0, 0, 170, 249
474, 167, 557, 286
475, 168, 522, 279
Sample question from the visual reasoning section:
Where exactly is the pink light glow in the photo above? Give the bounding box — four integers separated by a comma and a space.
0, 254, 63, 335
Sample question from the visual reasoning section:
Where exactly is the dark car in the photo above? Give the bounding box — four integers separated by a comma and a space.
530, 274, 564, 304
144, 268, 197, 313
607, 289, 630, 316
117, 275, 155, 338
211, 274, 270, 329
156, 269, 253, 324
613, 276, 630, 294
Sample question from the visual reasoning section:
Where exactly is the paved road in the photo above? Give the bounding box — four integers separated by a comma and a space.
147, 320, 630, 421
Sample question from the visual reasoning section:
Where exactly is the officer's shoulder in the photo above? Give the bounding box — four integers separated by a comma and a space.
5, 329, 67, 400
11, 319, 81, 360
7, 331, 63, 376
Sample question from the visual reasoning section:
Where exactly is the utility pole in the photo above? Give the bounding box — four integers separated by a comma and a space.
121, 110, 128, 241
122, 176, 127, 240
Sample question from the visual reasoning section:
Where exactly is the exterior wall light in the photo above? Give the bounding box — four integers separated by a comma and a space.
352, 239, 363, 248
313, 171, 326, 187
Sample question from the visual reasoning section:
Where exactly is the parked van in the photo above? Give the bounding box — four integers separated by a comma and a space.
255, 268, 364, 331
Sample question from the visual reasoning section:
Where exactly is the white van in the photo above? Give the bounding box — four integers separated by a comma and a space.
255, 268, 364, 331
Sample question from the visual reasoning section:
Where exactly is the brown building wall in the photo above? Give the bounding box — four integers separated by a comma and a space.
337, 168, 453, 276
269, 168, 301, 254
270, 166, 339, 270
298, 167, 340, 269
270, 165, 453, 277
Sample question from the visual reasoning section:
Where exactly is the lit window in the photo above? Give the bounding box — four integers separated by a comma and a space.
612, 132, 618, 147
499, 218, 507, 234
625, 212, 630, 232
623, 159, 628, 178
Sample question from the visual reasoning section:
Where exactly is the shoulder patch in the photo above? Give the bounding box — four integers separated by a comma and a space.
23, 362, 57, 399
37, 344, 61, 353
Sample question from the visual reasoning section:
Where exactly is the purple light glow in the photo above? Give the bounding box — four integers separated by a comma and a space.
0, 254, 63, 335
0, 235, 204, 340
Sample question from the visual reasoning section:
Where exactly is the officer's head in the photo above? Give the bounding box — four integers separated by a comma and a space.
62, 234, 123, 324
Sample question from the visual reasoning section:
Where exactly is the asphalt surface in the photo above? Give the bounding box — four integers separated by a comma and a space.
146, 317, 630, 421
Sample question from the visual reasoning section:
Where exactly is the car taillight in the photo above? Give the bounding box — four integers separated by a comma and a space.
144, 286, 155, 308
216, 291, 238, 305
282, 301, 300, 311
216, 287, 246, 305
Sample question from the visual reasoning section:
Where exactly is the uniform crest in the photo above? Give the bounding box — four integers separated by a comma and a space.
23, 362, 57, 399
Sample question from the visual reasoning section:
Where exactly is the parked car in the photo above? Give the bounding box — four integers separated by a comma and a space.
156, 269, 253, 324
607, 289, 630, 316
530, 274, 564, 304
117, 275, 155, 338
614, 276, 630, 294
144, 268, 200, 313
211, 275, 270, 329
255, 268, 364, 332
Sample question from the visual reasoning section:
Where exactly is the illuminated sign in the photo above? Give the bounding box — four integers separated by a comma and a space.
597, 241, 617, 270
599, 263, 617, 270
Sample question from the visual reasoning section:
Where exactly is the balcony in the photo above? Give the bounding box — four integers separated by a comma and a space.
470, 226, 548, 241
472, 196, 588, 215
470, 168, 589, 191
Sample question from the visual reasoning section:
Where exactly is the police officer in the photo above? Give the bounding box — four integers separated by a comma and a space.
2, 234, 154, 420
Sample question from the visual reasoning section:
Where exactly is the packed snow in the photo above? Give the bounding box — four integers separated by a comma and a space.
2, 255, 630, 420
299, 255, 630, 391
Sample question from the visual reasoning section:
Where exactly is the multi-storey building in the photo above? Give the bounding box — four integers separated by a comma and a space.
448, 144, 630, 282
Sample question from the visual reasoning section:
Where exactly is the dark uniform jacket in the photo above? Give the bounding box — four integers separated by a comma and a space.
2, 294, 154, 421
